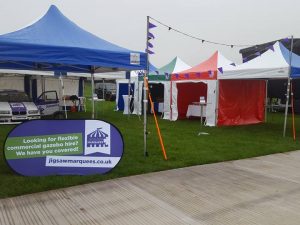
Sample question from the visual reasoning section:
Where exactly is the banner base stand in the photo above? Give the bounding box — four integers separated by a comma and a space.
198, 132, 209, 136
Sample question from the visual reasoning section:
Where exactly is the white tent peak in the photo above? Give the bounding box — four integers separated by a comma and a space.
172, 57, 191, 73
216, 51, 235, 68
220, 41, 289, 79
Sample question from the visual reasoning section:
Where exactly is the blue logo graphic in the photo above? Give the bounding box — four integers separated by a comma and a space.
87, 128, 109, 148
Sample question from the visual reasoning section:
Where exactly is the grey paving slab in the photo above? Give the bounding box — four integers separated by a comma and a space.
1, 151, 300, 225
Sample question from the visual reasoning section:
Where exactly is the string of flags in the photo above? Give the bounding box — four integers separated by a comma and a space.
145, 17, 293, 78
146, 21, 156, 55
149, 16, 292, 49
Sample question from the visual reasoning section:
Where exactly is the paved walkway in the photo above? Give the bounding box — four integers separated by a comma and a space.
1, 151, 300, 225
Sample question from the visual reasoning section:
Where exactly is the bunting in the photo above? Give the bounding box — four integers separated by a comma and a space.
148, 22, 157, 29
217, 67, 223, 74
184, 73, 189, 78
282, 37, 290, 43
148, 32, 155, 40
164, 72, 170, 79
146, 49, 155, 54
196, 72, 201, 78
269, 45, 275, 51
230, 63, 236, 66
148, 42, 154, 48
243, 57, 248, 63
149, 17, 292, 48
147, 21, 156, 56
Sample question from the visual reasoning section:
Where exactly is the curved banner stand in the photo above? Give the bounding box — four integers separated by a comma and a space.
4, 120, 124, 176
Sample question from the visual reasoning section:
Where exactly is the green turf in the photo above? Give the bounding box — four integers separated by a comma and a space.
0, 83, 299, 198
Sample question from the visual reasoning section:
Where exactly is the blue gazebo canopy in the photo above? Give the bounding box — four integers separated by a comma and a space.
0, 5, 147, 73
279, 42, 300, 78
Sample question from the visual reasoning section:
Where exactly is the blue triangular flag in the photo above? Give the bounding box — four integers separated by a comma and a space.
148, 22, 157, 29
148, 32, 155, 39
230, 63, 236, 66
269, 45, 274, 51
164, 72, 169, 79
148, 42, 154, 48
282, 37, 290, 43
217, 67, 223, 74
146, 49, 155, 54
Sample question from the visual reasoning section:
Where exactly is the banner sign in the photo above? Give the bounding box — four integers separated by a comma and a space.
4, 120, 124, 176
130, 53, 140, 65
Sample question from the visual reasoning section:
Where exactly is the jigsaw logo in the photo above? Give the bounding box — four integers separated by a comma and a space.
85, 121, 111, 155
87, 128, 108, 147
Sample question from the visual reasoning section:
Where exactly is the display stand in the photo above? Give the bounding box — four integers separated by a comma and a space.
123, 95, 132, 114
198, 96, 209, 136
94, 98, 104, 118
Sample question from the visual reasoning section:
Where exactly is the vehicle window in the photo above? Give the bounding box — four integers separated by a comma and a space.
0, 93, 9, 102
38, 91, 57, 102
9, 92, 31, 102
0, 92, 31, 102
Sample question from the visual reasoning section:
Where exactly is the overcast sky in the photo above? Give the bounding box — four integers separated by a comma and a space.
0, 0, 299, 68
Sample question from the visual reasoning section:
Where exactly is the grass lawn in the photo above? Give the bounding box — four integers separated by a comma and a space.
1, 83, 300, 198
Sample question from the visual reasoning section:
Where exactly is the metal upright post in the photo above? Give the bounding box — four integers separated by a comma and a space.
91, 67, 95, 119
283, 36, 294, 137
265, 80, 268, 122
128, 71, 131, 117
143, 16, 150, 157
59, 75, 67, 119
102, 78, 105, 100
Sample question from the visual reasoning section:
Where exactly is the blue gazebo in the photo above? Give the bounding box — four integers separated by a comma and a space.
0, 5, 147, 117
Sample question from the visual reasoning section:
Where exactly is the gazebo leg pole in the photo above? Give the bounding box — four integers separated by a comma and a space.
265, 80, 268, 123
128, 71, 131, 117
91, 72, 95, 119
143, 76, 148, 156
60, 75, 68, 119
283, 36, 294, 137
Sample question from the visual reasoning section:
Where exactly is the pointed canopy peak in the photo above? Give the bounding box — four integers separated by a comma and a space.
157, 56, 190, 74
172, 57, 191, 73
216, 52, 234, 68
179, 51, 218, 74
0, 5, 131, 53
47, 5, 64, 17
157, 57, 176, 74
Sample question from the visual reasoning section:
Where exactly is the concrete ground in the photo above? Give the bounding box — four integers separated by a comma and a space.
1, 150, 300, 225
